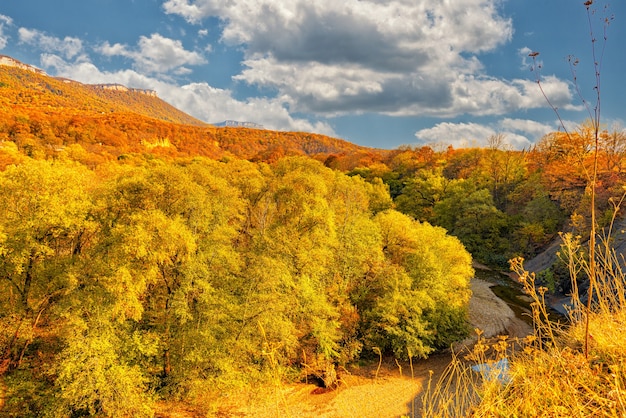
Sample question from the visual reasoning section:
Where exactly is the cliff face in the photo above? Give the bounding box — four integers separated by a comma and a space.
0, 55, 47, 75
215, 120, 265, 129
90, 83, 158, 97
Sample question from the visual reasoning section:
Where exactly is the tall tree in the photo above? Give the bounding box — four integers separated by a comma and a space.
0, 159, 94, 371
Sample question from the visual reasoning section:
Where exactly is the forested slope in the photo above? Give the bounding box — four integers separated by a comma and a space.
0, 63, 385, 165
0, 59, 477, 416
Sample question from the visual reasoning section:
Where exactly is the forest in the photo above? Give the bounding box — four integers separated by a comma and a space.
1, 63, 626, 416
1, 155, 477, 416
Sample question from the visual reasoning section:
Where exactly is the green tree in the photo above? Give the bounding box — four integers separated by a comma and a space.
0, 159, 94, 371
94, 161, 248, 391
47, 313, 155, 418
433, 180, 509, 263
482, 134, 527, 211
361, 210, 473, 359
395, 169, 450, 222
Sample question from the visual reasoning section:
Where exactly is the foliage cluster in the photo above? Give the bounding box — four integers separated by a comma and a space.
347, 128, 626, 274
0, 153, 473, 416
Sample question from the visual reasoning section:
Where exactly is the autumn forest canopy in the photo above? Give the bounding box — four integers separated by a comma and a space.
1, 63, 626, 416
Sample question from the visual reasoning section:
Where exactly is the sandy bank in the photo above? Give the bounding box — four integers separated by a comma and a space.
464, 278, 533, 344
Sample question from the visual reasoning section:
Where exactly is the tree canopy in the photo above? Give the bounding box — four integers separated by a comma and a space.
0, 155, 473, 416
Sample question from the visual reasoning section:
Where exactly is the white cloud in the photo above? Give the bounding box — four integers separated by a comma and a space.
499, 118, 553, 138
97, 33, 206, 76
0, 14, 13, 50
415, 122, 498, 148
162, 0, 206, 25
160, 0, 574, 118
18, 28, 83, 59
175, 82, 336, 134
39, 54, 334, 136
414, 118, 558, 150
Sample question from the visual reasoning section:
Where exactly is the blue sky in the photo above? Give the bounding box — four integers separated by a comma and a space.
0, 0, 623, 150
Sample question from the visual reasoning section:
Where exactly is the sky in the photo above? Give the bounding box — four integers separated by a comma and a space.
0, 0, 624, 150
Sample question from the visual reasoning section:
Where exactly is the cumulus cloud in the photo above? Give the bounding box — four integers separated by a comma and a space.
18, 28, 84, 59
0, 14, 13, 50
39, 54, 334, 136
18, 28, 83, 59
499, 118, 553, 138
162, 0, 575, 117
415, 119, 557, 149
415, 122, 499, 148
163, 0, 207, 24
97, 33, 206, 76
175, 82, 336, 134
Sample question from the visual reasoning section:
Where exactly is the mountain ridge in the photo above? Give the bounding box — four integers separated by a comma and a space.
0, 56, 386, 164
0, 55, 47, 75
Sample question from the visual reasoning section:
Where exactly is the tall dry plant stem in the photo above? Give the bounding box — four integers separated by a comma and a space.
530, 0, 612, 359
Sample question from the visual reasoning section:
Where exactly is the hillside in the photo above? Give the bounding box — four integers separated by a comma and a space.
0, 57, 384, 164
0, 56, 207, 126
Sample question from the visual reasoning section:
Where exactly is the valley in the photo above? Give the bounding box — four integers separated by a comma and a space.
0, 59, 625, 417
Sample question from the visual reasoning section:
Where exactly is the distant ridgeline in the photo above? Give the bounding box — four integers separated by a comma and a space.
0, 55, 157, 97
214, 120, 265, 129
89, 83, 158, 97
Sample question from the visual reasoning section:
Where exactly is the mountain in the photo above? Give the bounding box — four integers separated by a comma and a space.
214, 120, 265, 129
0, 56, 208, 126
0, 56, 384, 164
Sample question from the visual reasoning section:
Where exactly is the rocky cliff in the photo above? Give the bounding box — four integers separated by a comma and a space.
0, 55, 46, 75
214, 120, 264, 129
90, 83, 158, 97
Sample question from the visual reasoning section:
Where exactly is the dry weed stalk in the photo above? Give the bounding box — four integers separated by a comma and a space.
530, 0, 614, 358
423, 238, 626, 417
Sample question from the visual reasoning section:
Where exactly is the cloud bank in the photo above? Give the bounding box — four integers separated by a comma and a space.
163, 0, 573, 118
415, 119, 555, 149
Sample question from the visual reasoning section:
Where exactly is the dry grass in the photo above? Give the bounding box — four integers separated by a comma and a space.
421, 235, 626, 417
